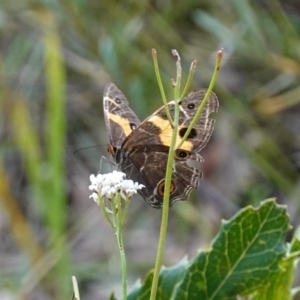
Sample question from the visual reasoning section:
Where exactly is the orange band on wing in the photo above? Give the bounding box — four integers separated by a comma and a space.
108, 112, 133, 137
148, 115, 194, 151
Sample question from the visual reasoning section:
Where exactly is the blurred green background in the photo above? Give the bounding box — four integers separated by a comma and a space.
1, 0, 300, 299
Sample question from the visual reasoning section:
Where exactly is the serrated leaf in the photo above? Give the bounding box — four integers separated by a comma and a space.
249, 225, 300, 300
290, 226, 300, 253
126, 199, 290, 300
174, 199, 290, 299
127, 257, 188, 300
127, 271, 152, 300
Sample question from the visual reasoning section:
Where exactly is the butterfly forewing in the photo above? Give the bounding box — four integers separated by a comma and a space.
103, 83, 141, 148
129, 89, 219, 160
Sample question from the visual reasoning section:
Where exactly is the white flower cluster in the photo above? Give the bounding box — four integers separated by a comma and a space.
89, 171, 144, 204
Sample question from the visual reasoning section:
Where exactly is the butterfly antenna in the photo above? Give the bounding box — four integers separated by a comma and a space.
73, 145, 106, 155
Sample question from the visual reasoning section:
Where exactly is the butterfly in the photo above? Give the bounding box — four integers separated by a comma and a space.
103, 83, 218, 208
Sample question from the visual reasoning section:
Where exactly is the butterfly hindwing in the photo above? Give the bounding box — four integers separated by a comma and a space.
120, 144, 202, 207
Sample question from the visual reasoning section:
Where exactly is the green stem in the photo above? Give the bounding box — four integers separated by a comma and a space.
99, 196, 115, 228
172, 49, 182, 101
180, 60, 197, 102
150, 50, 182, 300
150, 111, 179, 300
121, 200, 131, 227
113, 193, 127, 300
150, 49, 224, 300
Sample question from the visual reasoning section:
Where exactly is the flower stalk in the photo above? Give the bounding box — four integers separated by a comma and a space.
89, 171, 144, 300
150, 48, 223, 300
112, 193, 127, 299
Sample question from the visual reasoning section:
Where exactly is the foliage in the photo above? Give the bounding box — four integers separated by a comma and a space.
125, 199, 297, 300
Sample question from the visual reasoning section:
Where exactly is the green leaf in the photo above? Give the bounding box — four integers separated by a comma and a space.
127, 270, 152, 300
128, 257, 188, 300
127, 199, 290, 300
290, 226, 300, 253
249, 226, 300, 300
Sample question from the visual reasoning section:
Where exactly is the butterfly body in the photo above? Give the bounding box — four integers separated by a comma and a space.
103, 83, 218, 208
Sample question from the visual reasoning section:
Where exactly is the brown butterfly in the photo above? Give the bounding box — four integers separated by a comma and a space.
103, 83, 218, 208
